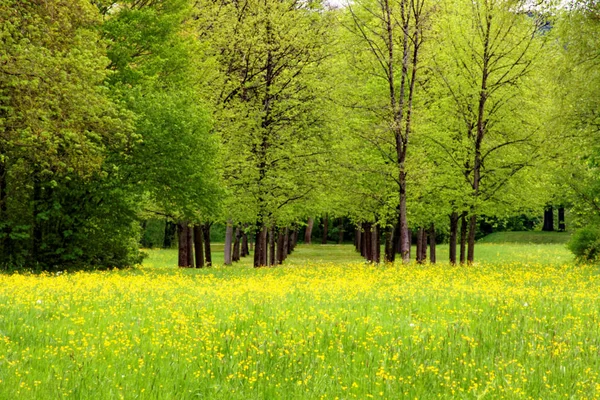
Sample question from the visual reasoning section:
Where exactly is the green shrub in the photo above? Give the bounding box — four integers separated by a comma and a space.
568, 225, 600, 263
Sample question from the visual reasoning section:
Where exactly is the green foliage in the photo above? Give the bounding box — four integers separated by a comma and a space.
101, 0, 221, 221
0, 0, 142, 270
568, 224, 600, 263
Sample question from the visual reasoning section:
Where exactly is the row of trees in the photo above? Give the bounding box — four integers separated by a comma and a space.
1, 0, 596, 270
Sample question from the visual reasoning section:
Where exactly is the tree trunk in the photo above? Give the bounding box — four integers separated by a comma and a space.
233, 225, 241, 262
416, 227, 422, 263
178, 223, 191, 267
374, 224, 380, 263
449, 212, 458, 265
356, 226, 362, 253
241, 226, 249, 257
558, 207, 566, 231
543, 206, 554, 231
338, 218, 344, 244
253, 225, 268, 267
467, 213, 477, 264
421, 227, 428, 263
304, 217, 314, 244
224, 219, 233, 265
407, 228, 412, 260
429, 223, 436, 264
253, 227, 261, 267
360, 224, 366, 258
394, 223, 401, 254
261, 226, 268, 266
277, 228, 285, 264
187, 224, 194, 267
288, 229, 294, 255
364, 223, 372, 261
163, 220, 177, 248
371, 224, 377, 263
203, 223, 212, 267
322, 214, 328, 244
193, 224, 204, 268
384, 226, 395, 263
268, 226, 275, 266
460, 212, 467, 265
283, 227, 290, 257
399, 189, 410, 263
292, 229, 298, 250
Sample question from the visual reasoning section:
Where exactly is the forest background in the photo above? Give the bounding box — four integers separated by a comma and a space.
1, 0, 600, 270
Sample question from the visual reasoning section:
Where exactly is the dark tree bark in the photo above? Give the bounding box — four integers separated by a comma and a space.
356, 226, 362, 253
241, 225, 249, 257
253, 225, 268, 267
558, 207, 566, 231
283, 227, 290, 258
178, 223, 191, 267
543, 206, 554, 231
203, 223, 212, 267
291, 228, 298, 250
186, 225, 194, 267
421, 228, 427, 263
374, 224, 380, 263
338, 218, 344, 244
360, 224, 366, 257
394, 223, 401, 254
384, 226, 396, 263
193, 224, 204, 268
371, 224, 378, 263
224, 220, 233, 265
449, 212, 458, 265
429, 223, 436, 264
467, 213, 477, 264
416, 227, 423, 264
268, 226, 275, 266
364, 223, 372, 261
322, 214, 328, 244
459, 212, 467, 265
276, 228, 285, 264
261, 226, 268, 266
163, 220, 177, 248
304, 217, 314, 244
253, 227, 261, 267
232, 225, 241, 262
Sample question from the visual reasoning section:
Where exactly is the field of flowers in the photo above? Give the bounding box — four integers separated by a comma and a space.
1, 245, 599, 399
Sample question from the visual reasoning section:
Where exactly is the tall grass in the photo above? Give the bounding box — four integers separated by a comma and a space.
1, 243, 595, 399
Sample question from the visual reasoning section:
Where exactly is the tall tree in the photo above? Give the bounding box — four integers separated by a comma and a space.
429, 0, 549, 263
196, 0, 333, 267
342, 0, 430, 262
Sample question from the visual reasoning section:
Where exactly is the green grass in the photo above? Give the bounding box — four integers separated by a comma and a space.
478, 230, 572, 244
1, 242, 594, 399
143, 237, 574, 269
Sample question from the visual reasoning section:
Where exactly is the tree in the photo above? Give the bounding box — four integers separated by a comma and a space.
100, 0, 221, 267
428, 0, 550, 263
196, 0, 333, 267
341, 0, 431, 262
0, 0, 142, 269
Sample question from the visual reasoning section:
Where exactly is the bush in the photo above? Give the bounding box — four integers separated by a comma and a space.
568, 225, 600, 263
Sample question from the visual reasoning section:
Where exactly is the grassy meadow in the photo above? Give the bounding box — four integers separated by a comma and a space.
4, 233, 600, 399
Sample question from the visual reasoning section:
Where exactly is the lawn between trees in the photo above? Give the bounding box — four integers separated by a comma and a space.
2, 235, 596, 399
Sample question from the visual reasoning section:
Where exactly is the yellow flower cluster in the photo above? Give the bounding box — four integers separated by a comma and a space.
0, 262, 599, 399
